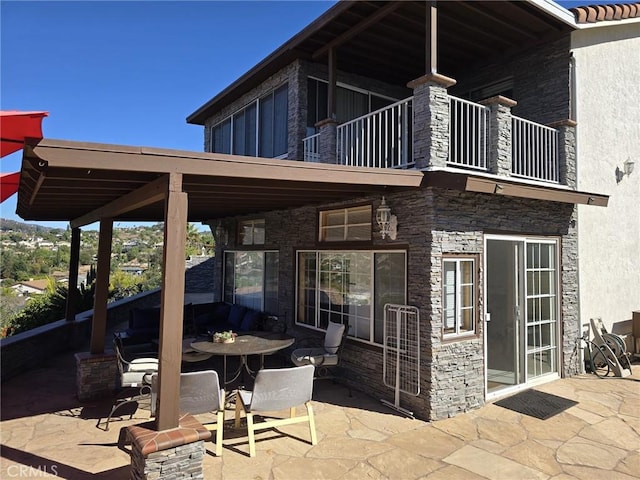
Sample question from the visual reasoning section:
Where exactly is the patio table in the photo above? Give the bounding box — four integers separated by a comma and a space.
190, 331, 294, 385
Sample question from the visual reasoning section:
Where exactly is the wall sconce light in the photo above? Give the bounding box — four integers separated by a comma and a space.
214, 221, 228, 247
376, 196, 397, 240
616, 158, 635, 183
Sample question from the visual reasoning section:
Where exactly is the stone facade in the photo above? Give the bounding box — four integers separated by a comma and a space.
451, 37, 571, 125
127, 414, 211, 480
212, 185, 578, 421
198, 26, 580, 422
75, 351, 117, 401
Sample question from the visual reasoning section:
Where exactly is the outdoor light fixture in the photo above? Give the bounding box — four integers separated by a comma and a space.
624, 158, 635, 176
214, 221, 228, 246
616, 157, 635, 183
376, 196, 397, 240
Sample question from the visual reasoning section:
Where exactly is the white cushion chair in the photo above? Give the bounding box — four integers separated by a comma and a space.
290, 320, 347, 378
234, 365, 317, 457
101, 336, 159, 431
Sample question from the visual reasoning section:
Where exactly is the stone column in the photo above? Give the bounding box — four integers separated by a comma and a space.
75, 351, 117, 401
479, 95, 517, 177
315, 118, 338, 164
549, 119, 577, 188
127, 414, 212, 480
407, 73, 456, 169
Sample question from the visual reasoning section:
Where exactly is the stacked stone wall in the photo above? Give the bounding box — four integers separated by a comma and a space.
212, 186, 577, 420
451, 36, 571, 124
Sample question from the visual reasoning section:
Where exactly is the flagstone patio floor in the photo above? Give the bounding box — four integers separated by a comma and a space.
1, 347, 639, 480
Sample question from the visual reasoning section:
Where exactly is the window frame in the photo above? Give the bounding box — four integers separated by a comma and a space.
210, 83, 288, 158
318, 205, 372, 243
238, 219, 265, 246
442, 255, 478, 340
223, 250, 279, 314
295, 249, 407, 346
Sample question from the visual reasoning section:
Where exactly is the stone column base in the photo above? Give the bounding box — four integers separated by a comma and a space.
127, 414, 212, 479
75, 351, 117, 401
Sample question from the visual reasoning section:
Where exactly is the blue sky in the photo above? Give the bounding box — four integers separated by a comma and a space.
0, 0, 606, 229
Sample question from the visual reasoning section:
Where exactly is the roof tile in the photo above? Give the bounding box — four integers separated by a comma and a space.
570, 3, 640, 23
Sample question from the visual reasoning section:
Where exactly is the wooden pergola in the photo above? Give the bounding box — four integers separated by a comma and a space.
16, 138, 424, 431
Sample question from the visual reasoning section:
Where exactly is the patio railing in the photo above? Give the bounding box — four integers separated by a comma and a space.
448, 96, 489, 171
512, 116, 559, 183
336, 98, 413, 168
302, 96, 562, 185
303, 133, 321, 163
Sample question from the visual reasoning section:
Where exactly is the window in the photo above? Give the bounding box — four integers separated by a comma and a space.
238, 219, 265, 245
297, 250, 406, 344
211, 84, 288, 158
443, 257, 476, 337
306, 78, 396, 136
224, 251, 278, 314
319, 205, 371, 242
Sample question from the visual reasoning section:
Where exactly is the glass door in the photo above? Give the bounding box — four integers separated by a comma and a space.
485, 237, 560, 395
486, 239, 525, 392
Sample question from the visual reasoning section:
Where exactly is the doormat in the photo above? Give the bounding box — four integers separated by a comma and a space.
494, 389, 578, 420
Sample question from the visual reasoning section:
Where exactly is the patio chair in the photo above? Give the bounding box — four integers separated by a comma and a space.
150, 370, 226, 456
234, 364, 317, 457
290, 319, 348, 380
101, 337, 159, 431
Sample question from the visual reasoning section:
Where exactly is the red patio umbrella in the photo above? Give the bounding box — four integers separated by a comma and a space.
0, 110, 48, 202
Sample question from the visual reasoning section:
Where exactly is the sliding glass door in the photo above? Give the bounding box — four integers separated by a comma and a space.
485, 236, 559, 395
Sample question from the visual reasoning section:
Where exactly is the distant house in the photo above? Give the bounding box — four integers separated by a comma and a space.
11, 279, 49, 296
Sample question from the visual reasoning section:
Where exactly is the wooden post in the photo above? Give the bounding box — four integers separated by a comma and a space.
156, 173, 188, 431
65, 227, 81, 322
90, 219, 113, 354
426, 1, 438, 74
328, 47, 337, 121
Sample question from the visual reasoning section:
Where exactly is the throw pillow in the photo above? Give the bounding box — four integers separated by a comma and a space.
227, 305, 247, 329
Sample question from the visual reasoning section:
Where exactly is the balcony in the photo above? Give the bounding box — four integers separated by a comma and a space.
303, 94, 563, 185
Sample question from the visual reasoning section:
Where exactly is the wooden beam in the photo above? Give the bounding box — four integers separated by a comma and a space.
29, 172, 45, 206
426, 1, 438, 74
312, 1, 403, 60
156, 173, 187, 431
65, 227, 81, 322
70, 175, 168, 228
90, 219, 113, 354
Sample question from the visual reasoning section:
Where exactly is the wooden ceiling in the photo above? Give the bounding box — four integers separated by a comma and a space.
188, 0, 574, 124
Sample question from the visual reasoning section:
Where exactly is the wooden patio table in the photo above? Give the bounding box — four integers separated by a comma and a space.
190, 332, 294, 385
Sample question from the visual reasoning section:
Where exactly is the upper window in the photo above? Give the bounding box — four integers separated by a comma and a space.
211, 84, 288, 158
307, 78, 396, 136
443, 257, 476, 338
319, 205, 371, 242
238, 219, 265, 245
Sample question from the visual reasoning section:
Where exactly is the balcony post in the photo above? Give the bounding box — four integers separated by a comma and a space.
479, 95, 517, 176
549, 119, 577, 188
407, 73, 456, 169
315, 118, 338, 164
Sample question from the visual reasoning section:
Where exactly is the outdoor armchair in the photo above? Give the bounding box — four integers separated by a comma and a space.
234, 364, 317, 457
150, 370, 226, 456
290, 320, 348, 379
101, 337, 159, 431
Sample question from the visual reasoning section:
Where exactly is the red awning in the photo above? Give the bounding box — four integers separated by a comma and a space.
1, 111, 49, 157
0, 110, 48, 203
0, 172, 21, 202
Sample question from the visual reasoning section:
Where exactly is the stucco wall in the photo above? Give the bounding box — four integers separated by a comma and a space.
572, 22, 640, 334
